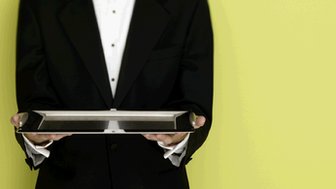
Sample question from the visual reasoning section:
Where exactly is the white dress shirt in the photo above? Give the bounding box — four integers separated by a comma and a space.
93, 0, 135, 96
24, 0, 189, 167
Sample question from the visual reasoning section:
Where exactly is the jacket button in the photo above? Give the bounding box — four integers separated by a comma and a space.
110, 144, 118, 151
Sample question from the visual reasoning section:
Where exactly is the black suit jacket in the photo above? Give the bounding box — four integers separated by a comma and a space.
16, 0, 213, 188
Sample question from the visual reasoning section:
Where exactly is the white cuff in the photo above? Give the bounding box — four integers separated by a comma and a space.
22, 134, 52, 166
157, 133, 190, 167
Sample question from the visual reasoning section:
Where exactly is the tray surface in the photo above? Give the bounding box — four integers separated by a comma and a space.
17, 110, 194, 134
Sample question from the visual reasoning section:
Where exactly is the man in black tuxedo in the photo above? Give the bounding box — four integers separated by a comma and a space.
11, 0, 213, 188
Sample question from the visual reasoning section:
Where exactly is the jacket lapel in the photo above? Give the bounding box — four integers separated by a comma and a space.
113, 0, 171, 107
58, 0, 113, 108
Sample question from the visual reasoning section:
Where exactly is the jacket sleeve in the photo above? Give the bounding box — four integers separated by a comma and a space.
167, 0, 214, 165
15, 0, 61, 169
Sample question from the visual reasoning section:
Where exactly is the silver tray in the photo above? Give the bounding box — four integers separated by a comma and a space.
16, 110, 195, 134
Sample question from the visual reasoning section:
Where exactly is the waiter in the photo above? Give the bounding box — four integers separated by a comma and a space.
11, 0, 213, 188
